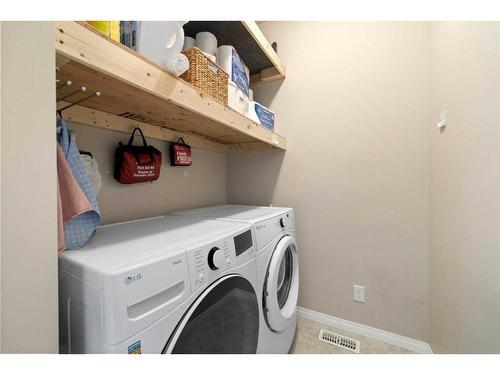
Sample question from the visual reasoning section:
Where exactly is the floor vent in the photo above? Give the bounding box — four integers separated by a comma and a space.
318, 329, 360, 353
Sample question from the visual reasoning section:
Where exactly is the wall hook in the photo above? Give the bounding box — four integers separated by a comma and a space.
57, 91, 102, 116
57, 85, 86, 102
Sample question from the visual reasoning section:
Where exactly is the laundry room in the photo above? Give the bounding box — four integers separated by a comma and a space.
1, 1, 500, 373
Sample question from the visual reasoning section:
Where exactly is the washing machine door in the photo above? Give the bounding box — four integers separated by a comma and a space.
163, 274, 259, 353
264, 235, 299, 332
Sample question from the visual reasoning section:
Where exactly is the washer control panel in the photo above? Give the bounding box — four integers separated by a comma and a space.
208, 246, 227, 270
187, 228, 254, 291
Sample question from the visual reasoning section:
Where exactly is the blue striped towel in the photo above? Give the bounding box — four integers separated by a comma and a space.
57, 120, 101, 249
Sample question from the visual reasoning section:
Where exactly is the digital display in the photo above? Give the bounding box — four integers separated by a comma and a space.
234, 230, 252, 257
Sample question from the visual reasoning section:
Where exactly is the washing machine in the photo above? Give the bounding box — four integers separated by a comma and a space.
59, 215, 259, 354
172, 205, 299, 354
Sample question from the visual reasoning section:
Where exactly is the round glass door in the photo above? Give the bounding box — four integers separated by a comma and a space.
264, 236, 299, 332
164, 275, 259, 354
277, 246, 294, 309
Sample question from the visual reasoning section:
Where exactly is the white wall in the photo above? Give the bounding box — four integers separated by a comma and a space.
0, 22, 58, 353
228, 22, 430, 340
68, 122, 227, 224
428, 22, 500, 353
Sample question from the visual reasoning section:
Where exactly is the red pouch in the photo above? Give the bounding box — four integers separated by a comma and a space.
114, 127, 162, 184
170, 138, 192, 166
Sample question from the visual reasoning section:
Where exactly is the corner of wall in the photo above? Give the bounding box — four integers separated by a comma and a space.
0, 21, 58, 353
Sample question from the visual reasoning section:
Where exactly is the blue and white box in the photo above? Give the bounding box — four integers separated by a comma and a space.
216, 45, 250, 97
249, 102, 275, 131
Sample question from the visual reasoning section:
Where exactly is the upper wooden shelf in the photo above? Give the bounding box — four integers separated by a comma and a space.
55, 22, 286, 153
183, 21, 286, 84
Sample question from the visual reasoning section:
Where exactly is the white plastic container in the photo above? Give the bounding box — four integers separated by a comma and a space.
134, 21, 189, 76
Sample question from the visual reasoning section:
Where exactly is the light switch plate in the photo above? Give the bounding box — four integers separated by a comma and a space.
353, 285, 365, 303
437, 110, 447, 129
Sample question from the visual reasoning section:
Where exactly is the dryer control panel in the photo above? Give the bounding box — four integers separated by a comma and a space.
254, 210, 295, 251
187, 228, 255, 292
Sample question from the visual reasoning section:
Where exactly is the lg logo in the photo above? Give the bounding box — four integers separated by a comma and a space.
124, 274, 142, 285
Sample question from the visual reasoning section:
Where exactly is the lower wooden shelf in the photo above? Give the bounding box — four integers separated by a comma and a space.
59, 102, 286, 153
59, 103, 227, 153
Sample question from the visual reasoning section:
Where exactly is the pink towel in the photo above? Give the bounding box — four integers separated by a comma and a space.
57, 144, 92, 252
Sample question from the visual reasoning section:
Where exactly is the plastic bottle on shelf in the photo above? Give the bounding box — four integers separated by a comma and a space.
133, 21, 189, 76
87, 21, 120, 42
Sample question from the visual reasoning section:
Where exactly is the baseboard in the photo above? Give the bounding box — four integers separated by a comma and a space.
296, 306, 433, 354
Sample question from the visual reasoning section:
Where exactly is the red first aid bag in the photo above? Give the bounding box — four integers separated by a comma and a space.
170, 138, 192, 166
114, 127, 162, 184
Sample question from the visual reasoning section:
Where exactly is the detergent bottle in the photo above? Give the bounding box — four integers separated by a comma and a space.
134, 21, 189, 76
87, 21, 120, 42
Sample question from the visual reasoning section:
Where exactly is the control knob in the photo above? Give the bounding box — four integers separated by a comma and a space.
208, 247, 225, 270
280, 217, 288, 228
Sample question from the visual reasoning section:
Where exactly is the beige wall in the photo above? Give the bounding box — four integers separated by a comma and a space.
0, 22, 58, 353
428, 22, 500, 353
0, 21, 2, 353
0, 20, 496, 354
68, 122, 227, 224
0, 20, 226, 352
228, 22, 430, 340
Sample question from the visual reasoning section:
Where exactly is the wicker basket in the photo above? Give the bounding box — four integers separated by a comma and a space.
180, 47, 228, 105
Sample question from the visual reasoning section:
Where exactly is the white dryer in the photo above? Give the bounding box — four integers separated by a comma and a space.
59, 215, 259, 354
172, 205, 299, 354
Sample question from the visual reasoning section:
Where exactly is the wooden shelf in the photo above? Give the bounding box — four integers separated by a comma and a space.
55, 22, 286, 153
183, 21, 286, 84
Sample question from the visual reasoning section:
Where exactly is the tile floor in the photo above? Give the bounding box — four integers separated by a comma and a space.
289, 317, 415, 354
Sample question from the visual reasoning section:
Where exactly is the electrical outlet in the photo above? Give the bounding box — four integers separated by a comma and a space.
353, 285, 365, 303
